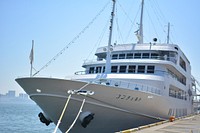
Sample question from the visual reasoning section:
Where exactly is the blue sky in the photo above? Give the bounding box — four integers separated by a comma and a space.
0, 0, 200, 95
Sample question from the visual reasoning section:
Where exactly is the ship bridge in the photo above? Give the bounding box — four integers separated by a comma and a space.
96, 43, 180, 55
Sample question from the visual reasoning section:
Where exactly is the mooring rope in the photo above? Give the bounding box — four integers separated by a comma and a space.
53, 94, 72, 133
65, 99, 86, 133
52, 81, 93, 133
33, 1, 110, 76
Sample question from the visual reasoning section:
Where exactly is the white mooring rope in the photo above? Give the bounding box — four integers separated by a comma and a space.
52, 82, 93, 133
53, 94, 71, 133
65, 99, 86, 133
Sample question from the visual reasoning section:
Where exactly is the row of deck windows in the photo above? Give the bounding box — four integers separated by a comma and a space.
111, 52, 187, 72
169, 87, 187, 101
112, 53, 158, 60
168, 69, 186, 85
88, 65, 155, 74
107, 52, 178, 65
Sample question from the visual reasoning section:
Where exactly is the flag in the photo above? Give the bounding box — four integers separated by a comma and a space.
29, 40, 34, 65
134, 29, 141, 42
136, 34, 141, 41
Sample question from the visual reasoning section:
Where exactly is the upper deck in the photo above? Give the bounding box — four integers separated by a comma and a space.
95, 43, 189, 65
81, 43, 191, 86
96, 43, 179, 53
83, 43, 190, 72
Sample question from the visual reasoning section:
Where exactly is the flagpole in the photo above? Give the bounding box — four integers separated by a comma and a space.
30, 55, 33, 77
30, 40, 34, 77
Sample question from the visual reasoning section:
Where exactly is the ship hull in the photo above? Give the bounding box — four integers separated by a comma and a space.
15, 77, 191, 132
31, 94, 159, 132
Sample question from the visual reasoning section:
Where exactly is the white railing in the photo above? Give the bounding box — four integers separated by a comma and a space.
83, 55, 177, 65
94, 78, 162, 95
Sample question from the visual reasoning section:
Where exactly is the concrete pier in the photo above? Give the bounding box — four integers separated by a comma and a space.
118, 114, 200, 133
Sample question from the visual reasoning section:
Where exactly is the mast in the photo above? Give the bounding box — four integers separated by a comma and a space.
139, 0, 144, 44
167, 22, 170, 44
105, 0, 116, 74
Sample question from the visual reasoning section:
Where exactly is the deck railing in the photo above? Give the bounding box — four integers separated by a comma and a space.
94, 78, 162, 95
83, 55, 177, 65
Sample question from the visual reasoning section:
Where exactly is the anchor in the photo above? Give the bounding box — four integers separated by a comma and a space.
38, 112, 52, 126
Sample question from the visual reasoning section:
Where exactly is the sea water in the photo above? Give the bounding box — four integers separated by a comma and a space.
0, 98, 61, 133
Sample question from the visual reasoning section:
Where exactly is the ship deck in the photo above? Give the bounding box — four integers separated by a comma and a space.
117, 113, 200, 133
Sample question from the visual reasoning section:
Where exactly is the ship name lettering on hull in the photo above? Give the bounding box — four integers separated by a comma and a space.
116, 94, 141, 102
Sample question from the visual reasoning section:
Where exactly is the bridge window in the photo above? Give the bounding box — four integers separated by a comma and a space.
103, 66, 105, 73
128, 65, 136, 73
119, 54, 125, 59
112, 54, 118, 59
96, 66, 102, 73
142, 53, 150, 59
134, 53, 141, 59
147, 66, 155, 73
151, 53, 159, 59
111, 66, 118, 73
89, 67, 95, 74
119, 65, 127, 73
127, 53, 133, 59
137, 65, 145, 73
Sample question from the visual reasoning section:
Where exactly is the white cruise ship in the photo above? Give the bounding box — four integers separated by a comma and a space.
16, 0, 199, 132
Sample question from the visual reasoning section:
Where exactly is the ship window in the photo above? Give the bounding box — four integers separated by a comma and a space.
96, 66, 102, 73
128, 65, 136, 73
181, 76, 186, 85
103, 66, 105, 73
89, 67, 95, 74
169, 51, 178, 64
119, 65, 127, 73
184, 91, 187, 100
147, 66, 155, 73
142, 53, 150, 59
179, 57, 186, 71
97, 57, 103, 61
127, 53, 133, 59
134, 53, 141, 59
112, 54, 118, 60
169, 87, 187, 100
119, 54, 125, 59
111, 66, 118, 73
168, 69, 186, 86
151, 53, 159, 59
169, 88, 176, 98
137, 65, 145, 73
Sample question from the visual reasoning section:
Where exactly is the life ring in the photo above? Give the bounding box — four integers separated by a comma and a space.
169, 116, 175, 122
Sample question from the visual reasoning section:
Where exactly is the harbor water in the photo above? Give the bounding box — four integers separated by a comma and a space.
0, 98, 61, 133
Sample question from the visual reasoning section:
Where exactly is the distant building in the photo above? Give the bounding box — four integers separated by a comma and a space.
6, 90, 16, 97
19, 93, 29, 99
